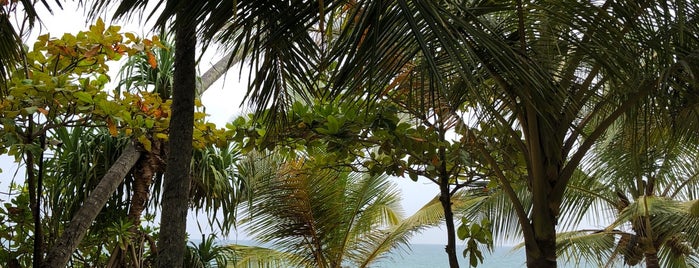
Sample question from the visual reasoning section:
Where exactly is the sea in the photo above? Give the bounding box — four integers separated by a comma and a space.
371, 244, 597, 268
216, 240, 602, 268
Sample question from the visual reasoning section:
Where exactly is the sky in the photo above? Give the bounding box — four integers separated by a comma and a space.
0, 2, 453, 245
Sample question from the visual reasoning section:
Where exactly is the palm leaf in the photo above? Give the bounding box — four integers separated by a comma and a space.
555, 230, 618, 268
225, 244, 307, 268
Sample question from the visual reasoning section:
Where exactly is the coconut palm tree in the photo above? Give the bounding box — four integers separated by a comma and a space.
554, 120, 699, 267
227, 150, 486, 268
77, 2, 332, 265
323, 1, 699, 267
65, 1, 699, 267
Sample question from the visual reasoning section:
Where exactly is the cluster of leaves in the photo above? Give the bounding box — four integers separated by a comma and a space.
0, 19, 236, 266
228, 96, 503, 266
229, 99, 476, 181
0, 18, 162, 155
0, 184, 33, 266
457, 217, 493, 267
0, 18, 232, 156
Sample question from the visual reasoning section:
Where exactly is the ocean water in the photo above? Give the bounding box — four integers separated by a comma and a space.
372, 244, 527, 268
218, 240, 596, 268
371, 244, 598, 268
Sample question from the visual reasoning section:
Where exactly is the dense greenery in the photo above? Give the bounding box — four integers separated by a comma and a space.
1, 1, 698, 268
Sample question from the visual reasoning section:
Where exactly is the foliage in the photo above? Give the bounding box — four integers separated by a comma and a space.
0, 18, 163, 156
0, 19, 237, 266
184, 234, 234, 268
556, 121, 699, 267
0, 183, 34, 267
457, 217, 493, 267
319, 1, 699, 266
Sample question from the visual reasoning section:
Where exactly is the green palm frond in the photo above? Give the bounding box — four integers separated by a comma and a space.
185, 234, 235, 268
45, 127, 131, 225
188, 144, 242, 236
225, 244, 307, 268
463, 182, 530, 244
353, 192, 487, 268
235, 150, 426, 267
555, 230, 618, 268
117, 30, 175, 99
559, 168, 618, 231
0, 14, 22, 94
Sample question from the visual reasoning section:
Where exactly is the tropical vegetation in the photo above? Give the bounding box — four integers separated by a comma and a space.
0, 1, 698, 268
227, 150, 486, 268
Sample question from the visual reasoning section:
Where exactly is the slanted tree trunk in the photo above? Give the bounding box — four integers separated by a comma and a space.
108, 139, 165, 267
42, 143, 141, 268
156, 9, 197, 268
197, 50, 241, 97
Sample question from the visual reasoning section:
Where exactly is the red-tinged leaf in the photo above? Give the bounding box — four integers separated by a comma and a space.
84, 45, 101, 58
112, 44, 127, 54
147, 51, 157, 69
152, 108, 163, 118
431, 156, 440, 167
37, 107, 49, 115
408, 135, 427, 142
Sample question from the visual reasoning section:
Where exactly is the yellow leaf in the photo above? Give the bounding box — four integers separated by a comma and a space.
155, 133, 169, 140
138, 136, 152, 151
125, 32, 138, 43
107, 118, 118, 136
91, 18, 106, 35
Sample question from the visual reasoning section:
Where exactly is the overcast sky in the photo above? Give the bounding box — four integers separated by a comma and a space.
1, 2, 452, 245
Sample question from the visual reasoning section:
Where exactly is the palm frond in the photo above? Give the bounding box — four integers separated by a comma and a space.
189, 144, 242, 236
225, 244, 307, 268
555, 230, 618, 268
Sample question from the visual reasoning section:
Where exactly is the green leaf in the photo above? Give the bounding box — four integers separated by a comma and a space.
24, 106, 39, 115
457, 224, 470, 240
74, 92, 94, 104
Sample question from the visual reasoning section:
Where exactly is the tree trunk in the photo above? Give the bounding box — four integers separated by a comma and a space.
644, 251, 660, 268
439, 180, 459, 268
525, 228, 557, 268
437, 129, 459, 268
156, 11, 196, 268
42, 143, 141, 268
107, 139, 164, 267
197, 50, 242, 97
26, 148, 45, 268
128, 139, 164, 226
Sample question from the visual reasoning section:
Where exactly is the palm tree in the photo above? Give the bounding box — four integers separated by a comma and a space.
323, 1, 699, 267
79, 2, 331, 265
555, 120, 699, 267
227, 150, 485, 268
66, 1, 699, 267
